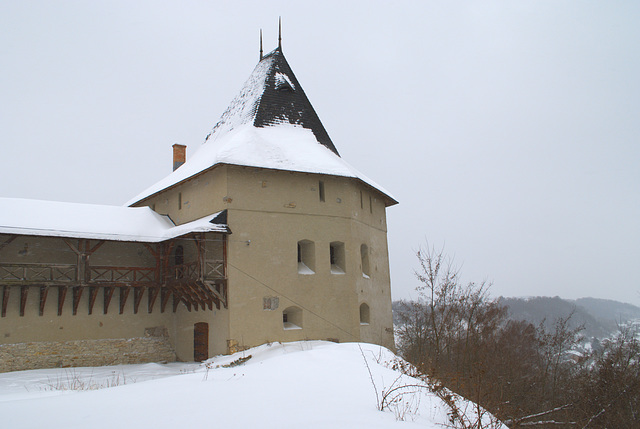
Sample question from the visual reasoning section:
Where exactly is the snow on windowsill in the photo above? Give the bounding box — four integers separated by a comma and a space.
362, 273, 370, 279
331, 265, 345, 275
360, 322, 370, 326
298, 262, 314, 275
283, 322, 302, 330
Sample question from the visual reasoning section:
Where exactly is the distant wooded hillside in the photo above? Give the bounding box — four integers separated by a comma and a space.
498, 296, 640, 339
393, 296, 640, 340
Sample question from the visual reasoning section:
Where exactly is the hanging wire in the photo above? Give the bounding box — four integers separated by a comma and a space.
228, 262, 359, 341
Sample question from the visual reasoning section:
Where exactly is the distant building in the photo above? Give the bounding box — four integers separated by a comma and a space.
0, 39, 397, 372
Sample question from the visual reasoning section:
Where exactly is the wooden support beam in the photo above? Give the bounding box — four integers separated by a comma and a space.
172, 290, 191, 313
82, 240, 91, 284
0, 235, 17, 253
223, 234, 228, 278
103, 286, 115, 314
133, 286, 144, 314
87, 286, 99, 315
196, 233, 205, 281
190, 281, 207, 310
39, 285, 49, 316
62, 238, 81, 255
142, 243, 159, 258
58, 286, 67, 316
119, 287, 130, 314
160, 287, 171, 313
20, 285, 28, 317
195, 281, 219, 310
63, 239, 83, 284
206, 283, 221, 311
72, 286, 84, 315
88, 240, 105, 254
184, 282, 207, 310
162, 242, 175, 283
172, 292, 180, 313
148, 286, 160, 313
2, 286, 9, 317
143, 243, 162, 285
174, 283, 198, 311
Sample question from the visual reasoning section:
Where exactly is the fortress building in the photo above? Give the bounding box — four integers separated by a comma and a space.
0, 36, 397, 372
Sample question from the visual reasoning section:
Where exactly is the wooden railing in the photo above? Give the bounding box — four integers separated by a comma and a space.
90, 266, 155, 283
0, 263, 77, 283
204, 260, 225, 279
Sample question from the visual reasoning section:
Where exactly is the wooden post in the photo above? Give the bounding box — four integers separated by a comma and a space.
119, 287, 130, 314
160, 287, 171, 313
148, 286, 160, 313
39, 285, 49, 316
72, 286, 83, 315
223, 234, 228, 278
104, 286, 115, 314
133, 286, 144, 314
197, 233, 205, 281
87, 286, 98, 315
1, 286, 9, 317
58, 286, 67, 316
19, 285, 28, 317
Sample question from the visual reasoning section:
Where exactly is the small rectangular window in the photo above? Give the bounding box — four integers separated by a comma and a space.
298, 240, 315, 274
330, 241, 346, 274
319, 181, 325, 202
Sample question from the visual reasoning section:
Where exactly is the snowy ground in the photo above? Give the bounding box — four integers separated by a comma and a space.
0, 341, 505, 428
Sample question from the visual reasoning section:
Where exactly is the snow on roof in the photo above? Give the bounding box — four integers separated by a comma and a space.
203, 54, 274, 142
0, 198, 228, 242
127, 124, 396, 206
126, 48, 397, 206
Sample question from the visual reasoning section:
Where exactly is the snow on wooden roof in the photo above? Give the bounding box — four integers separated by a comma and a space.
0, 198, 228, 242
127, 48, 397, 206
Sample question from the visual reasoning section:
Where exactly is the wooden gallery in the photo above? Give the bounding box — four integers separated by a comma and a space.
0, 40, 397, 372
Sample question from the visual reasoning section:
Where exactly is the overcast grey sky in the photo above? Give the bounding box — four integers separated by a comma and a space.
1, 1, 639, 306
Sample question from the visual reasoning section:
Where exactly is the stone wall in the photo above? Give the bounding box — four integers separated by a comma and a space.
0, 336, 176, 373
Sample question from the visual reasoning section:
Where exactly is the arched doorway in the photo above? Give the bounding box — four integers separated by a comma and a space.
194, 322, 209, 361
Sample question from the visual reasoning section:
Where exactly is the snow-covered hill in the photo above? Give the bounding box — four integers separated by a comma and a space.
0, 341, 505, 428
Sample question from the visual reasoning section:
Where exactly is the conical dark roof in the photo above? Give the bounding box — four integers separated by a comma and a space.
205, 47, 339, 156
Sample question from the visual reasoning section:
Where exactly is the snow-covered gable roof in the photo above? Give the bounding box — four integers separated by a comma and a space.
0, 198, 229, 242
127, 47, 397, 206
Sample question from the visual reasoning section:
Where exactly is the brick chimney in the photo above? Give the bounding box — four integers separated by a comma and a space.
172, 144, 186, 171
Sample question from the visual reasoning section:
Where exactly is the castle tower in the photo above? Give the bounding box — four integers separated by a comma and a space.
129, 42, 398, 354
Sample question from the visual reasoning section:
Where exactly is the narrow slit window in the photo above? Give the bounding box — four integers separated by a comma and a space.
178, 192, 182, 210
319, 181, 325, 202
369, 195, 372, 213
360, 190, 363, 209
361, 244, 370, 278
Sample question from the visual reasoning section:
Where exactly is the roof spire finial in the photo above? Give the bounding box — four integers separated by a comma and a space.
259, 29, 263, 60
278, 16, 282, 50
